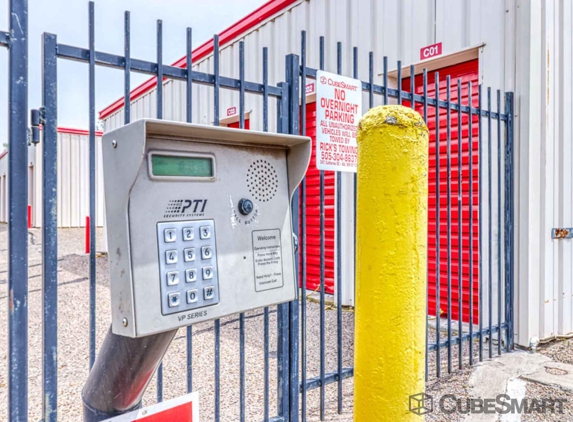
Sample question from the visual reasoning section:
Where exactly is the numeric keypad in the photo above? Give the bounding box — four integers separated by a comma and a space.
157, 219, 220, 315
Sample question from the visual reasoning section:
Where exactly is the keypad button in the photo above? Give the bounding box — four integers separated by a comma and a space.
201, 246, 213, 260
182, 227, 194, 241
202, 266, 213, 280
164, 228, 176, 243
185, 268, 197, 283
199, 226, 211, 240
165, 250, 178, 264
168, 292, 180, 307
204, 286, 215, 300
187, 289, 198, 304
166, 271, 179, 286
184, 248, 196, 262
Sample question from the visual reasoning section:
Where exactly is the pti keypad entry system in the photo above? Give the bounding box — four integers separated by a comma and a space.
102, 119, 311, 337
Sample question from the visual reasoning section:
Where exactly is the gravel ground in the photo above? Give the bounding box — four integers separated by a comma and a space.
425, 368, 473, 422
4, 224, 568, 421
522, 381, 573, 421
522, 338, 573, 421
537, 338, 573, 365
0, 225, 355, 421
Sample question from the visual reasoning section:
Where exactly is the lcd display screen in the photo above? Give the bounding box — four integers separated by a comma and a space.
151, 155, 214, 177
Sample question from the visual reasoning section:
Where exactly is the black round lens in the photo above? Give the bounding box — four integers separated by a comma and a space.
238, 198, 254, 215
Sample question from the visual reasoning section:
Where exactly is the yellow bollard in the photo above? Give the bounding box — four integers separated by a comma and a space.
354, 105, 429, 421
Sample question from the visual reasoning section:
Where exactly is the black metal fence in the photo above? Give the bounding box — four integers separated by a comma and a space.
294, 30, 514, 418
38, 3, 292, 421
1, 1, 514, 421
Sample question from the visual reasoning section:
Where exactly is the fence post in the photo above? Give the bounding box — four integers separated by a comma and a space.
285, 53, 300, 422
504, 92, 515, 350
42, 31, 59, 422
8, 0, 29, 419
354, 105, 429, 421
276, 81, 291, 418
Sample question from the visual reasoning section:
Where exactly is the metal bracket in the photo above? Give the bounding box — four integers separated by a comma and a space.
30, 109, 42, 145
39, 106, 46, 123
0, 30, 11, 48
552, 228, 573, 239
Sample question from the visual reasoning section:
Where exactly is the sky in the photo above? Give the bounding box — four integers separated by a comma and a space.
0, 0, 267, 146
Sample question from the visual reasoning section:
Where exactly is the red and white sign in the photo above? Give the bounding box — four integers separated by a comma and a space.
226, 106, 237, 117
315, 70, 362, 172
420, 42, 442, 60
305, 82, 315, 95
103, 392, 199, 422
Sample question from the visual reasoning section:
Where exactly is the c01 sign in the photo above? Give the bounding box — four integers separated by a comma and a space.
420, 42, 442, 60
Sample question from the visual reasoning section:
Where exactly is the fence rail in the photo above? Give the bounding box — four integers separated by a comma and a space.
1, 1, 514, 421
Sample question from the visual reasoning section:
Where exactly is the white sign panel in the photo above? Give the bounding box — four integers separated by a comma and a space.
316, 70, 362, 172
252, 229, 284, 292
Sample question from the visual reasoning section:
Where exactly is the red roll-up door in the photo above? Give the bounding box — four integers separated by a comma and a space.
227, 119, 250, 130
299, 101, 336, 294
403, 59, 479, 324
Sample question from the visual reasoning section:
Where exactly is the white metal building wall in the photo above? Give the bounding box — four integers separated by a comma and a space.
103, 0, 516, 131
49, 131, 105, 228
513, 0, 573, 344
101, 0, 573, 345
0, 131, 105, 228
102, 0, 513, 311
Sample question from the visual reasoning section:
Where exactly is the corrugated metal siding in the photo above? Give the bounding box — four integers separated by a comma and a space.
27, 132, 104, 228
101, 0, 512, 309
0, 133, 104, 228
99, 0, 573, 343
513, 0, 573, 342
102, 0, 513, 311
104, 0, 514, 133
556, 0, 573, 339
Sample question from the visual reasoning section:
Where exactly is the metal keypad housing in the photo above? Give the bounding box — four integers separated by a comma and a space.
102, 120, 310, 337
157, 220, 220, 315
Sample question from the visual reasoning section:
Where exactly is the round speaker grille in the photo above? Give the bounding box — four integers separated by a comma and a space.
247, 159, 278, 202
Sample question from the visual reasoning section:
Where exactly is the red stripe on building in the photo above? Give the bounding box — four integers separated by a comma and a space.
404, 59, 480, 324
99, 0, 300, 120
57, 127, 103, 136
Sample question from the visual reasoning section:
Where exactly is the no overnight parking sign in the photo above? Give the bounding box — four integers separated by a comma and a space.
315, 70, 363, 172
